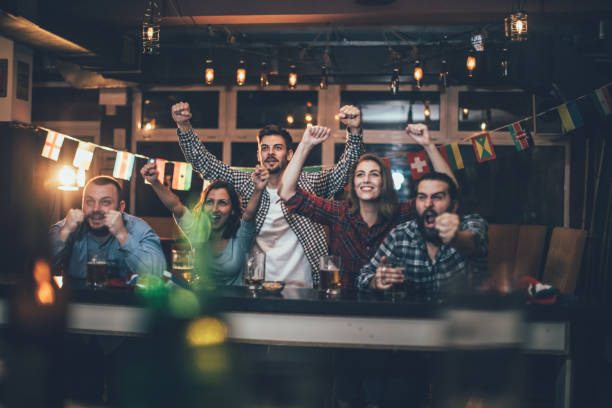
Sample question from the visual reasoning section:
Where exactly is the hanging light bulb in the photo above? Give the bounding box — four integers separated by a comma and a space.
466, 53, 477, 78
204, 59, 214, 85
500, 46, 510, 78
305, 113, 313, 124
439, 57, 448, 89
141, 1, 161, 55
288, 65, 298, 89
286, 115, 295, 126
505, 10, 528, 42
480, 121, 488, 131
424, 100, 431, 120
58, 166, 78, 191
390, 66, 400, 95
236, 59, 246, 86
462, 108, 469, 120
320, 65, 328, 90
259, 61, 269, 88
413, 59, 423, 89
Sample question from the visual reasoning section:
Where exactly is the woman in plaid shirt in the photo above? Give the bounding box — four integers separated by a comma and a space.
279, 123, 457, 287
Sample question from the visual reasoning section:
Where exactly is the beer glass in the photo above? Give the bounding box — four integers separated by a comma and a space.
381, 257, 407, 301
87, 254, 108, 289
319, 255, 341, 295
171, 248, 195, 283
244, 249, 265, 289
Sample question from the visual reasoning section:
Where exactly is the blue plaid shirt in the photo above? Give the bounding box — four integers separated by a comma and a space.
356, 214, 488, 295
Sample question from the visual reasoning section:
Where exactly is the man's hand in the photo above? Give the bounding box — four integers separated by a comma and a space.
105, 210, 128, 243
140, 161, 160, 185
435, 213, 460, 245
301, 125, 331, 148
171, 102, 193, 129
406, 123, 433, 147
59, 209, 84, 241
371, 255, 405, 290
338, 105, 362, 131
252, 165, 269, 191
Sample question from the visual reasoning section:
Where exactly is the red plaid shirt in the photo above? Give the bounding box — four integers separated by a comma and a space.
284, 187, 416, 287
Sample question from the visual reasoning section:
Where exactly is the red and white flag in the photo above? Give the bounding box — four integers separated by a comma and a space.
41, 130, 65, 161
406, 151, 430, 180
145, 158, 167, 185
73, 142, 95, 170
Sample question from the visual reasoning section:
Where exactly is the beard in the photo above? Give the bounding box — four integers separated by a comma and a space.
417, 208, 443, 245
86, 211, 110, 236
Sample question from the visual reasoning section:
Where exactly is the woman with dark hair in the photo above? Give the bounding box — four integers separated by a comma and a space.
279, 123, 457, 287
141, 163, 268, 285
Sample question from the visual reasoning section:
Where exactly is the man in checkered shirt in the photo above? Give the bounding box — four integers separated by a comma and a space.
172, 102, 364, 288
357, 172, 488, 295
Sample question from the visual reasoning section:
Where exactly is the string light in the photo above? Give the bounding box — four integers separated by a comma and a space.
424, 100, 431, 120
505, 10, 528, 41
480, 121, 488, 131
466, 53, 477, 78
320, 66, 328, 90
413, 59, 423, 89
236, 59, 246, 86
439, 57, 448, 89
390, 62, 400, 95
501, 46, 510, 78
286, 115, 295, 125
259, 61, 269, 88
305, 113, 313, 124
462, 108, 469, 120
288, 65, 297, 89
204, 59, 214, 85
141, 1, 160, 55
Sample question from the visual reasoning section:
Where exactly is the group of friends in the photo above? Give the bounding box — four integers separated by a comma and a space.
49, 103, 488, 295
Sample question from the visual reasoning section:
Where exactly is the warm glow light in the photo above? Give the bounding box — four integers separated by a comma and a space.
144, 122, 153, 131
236, 67, 246, 86
463, 108, 469, 115
390, 68, 400, 95
58, 166, 78, 191
305, 113, 313, 123
259, 61, 269, 88
481, 121, 487, 130
288, 67, 298, 89
516, 20, 524, 33
146, 27, 154, 41
33, 259, 55, 305
505, 11, 528, 41
286, 115, 295, 125
186, 317, 228, 346
424, 107, 431, 118
466, 55, 477, 77
205, 68, 214, 85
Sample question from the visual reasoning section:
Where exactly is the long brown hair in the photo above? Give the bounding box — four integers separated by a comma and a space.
347, 153, 398, 221
192, 180, 243, 239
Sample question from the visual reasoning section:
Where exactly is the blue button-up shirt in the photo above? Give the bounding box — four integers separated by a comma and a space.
49, 213, 166, 281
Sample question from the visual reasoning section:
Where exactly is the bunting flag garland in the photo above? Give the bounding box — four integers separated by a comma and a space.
383, 157, 391, 169
558, 101, 584, 133
145, 158, 167, 185
113, 151, 135, 180
73, 142, 95, 170
406, 151, 430, 180
41, 130, 65, 161
508, 121, 534, 151
590, 86, 612, 118
471, 132, 496, 162
172, 162, 193, 191
438, 143, 464, 170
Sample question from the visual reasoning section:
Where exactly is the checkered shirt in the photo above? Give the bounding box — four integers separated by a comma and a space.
356, 214, 488, 295
177, 128, 365, 286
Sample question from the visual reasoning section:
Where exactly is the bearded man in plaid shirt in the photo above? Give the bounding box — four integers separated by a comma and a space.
357, 172, 488, 295
171, 102, 364, 288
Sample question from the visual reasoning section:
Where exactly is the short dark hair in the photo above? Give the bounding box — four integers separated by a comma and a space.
193, 180, 243, 239
85, 175, 122, 197
257, 125, 293, 150
415, 172, 458, 202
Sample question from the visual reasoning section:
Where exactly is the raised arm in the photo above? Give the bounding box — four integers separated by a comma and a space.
278, 126, 330, 201
307, 105, 365, 198
140, 161, 186, 219
172, 102, 251, 194
245, 166, 269, 221
406, 124, 458, 188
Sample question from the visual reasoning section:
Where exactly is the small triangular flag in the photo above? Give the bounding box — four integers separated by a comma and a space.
41, 130, 65, 161
172, 162, 192, 191
438, 143, 464, 170
557, 102, 584, 133
406, 151, 430, 180
73, 142, 95, 170
145, 158, 167, 185
590, 86, 612, 118
471, 132, 496, 163
113, 151, 135, 181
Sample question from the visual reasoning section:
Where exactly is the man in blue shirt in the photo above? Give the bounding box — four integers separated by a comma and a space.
358, 172, 488, 295
50, 175, 166, 282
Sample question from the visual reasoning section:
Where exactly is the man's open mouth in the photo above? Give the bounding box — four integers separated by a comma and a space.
423, 209, 437, 227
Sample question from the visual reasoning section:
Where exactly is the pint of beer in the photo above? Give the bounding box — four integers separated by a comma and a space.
319, 255, 341, 295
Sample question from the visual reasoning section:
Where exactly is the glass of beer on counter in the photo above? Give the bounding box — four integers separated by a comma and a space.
87, 254, 108, 289
319, 255, 341, 295
244, 249, 265, 290
171, 248, 195, 283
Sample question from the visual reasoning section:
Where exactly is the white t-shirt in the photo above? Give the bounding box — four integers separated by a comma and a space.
255, 187, 312, 288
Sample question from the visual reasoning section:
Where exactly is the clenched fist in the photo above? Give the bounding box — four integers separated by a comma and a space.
435, 212, 460, 244
171, 102, 193, 130
252, 165, 270, 191
58, 209, 85, 241
406, 123, 433, 147
104, 210, 128, 242
338, 105, 362, 130
301, 125, 331, 147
